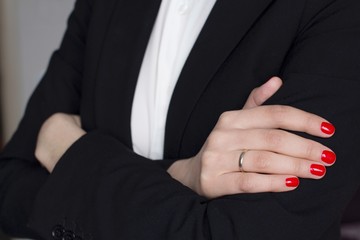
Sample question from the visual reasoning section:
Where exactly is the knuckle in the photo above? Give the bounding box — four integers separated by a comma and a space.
253, 152, 270, 171
218, 111, 235, 128
272, 105, 291, 115
268, 177, 276, 191
268, 105, 293, 126
304, 141, 316, 159
238, 175, 256, 193
303, 114, 314, 130
270, 104, 289, 117
264, 129, 283, 149
289, 160, 302, 174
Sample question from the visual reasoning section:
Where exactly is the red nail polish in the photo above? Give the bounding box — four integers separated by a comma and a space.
321, 122, 335, 135
321, 150, 336, 164
286, 177, 299, 187
310, 164, 326, 177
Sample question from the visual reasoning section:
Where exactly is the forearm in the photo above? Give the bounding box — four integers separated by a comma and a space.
29, 132, 208, 239
26, 121, 353, 240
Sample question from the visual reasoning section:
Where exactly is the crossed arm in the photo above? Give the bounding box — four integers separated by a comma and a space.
1, 0, 360, 239
35, 76, 336, 199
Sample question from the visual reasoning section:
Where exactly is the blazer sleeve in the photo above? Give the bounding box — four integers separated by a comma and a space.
0, 0, 90, 237
2, 1, 360, 240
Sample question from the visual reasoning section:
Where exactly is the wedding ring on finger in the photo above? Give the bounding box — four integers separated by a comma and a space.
239, 150, 248, 172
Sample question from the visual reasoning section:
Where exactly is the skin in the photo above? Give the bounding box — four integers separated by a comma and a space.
35, 77, 335, 199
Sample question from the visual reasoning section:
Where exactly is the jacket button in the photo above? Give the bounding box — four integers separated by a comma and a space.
51, 225, 65, 240
62, 230, 75, 240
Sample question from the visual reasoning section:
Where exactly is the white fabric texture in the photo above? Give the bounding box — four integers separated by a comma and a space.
131, 0, 216, 159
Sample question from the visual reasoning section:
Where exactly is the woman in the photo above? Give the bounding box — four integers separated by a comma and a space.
1, 0, 360, 239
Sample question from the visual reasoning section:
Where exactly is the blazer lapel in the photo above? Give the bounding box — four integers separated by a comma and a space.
94, 0, 161, 148
164, 0, 275, 158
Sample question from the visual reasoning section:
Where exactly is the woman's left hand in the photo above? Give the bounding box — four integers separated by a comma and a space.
35, 113, 85, 172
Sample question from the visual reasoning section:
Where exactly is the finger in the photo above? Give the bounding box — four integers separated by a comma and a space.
211, 173, 299, 197
243, 77, 283, 109
217, 105, 335, 138
209, 148, 330, 178
239, 129, 335, 164
209, 128, 335, 165
239, 150, 328, 178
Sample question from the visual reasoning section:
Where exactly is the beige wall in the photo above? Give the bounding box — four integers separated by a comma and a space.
0, 0, 75, 143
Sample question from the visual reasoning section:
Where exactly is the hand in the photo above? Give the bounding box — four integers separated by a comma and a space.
35, 113, 85, 172
168, 77, 336, 198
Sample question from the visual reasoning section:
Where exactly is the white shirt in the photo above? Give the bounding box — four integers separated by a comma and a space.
131, 0, 216, 159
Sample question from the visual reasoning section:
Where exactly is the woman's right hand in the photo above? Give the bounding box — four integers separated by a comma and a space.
167, 77, 336, 198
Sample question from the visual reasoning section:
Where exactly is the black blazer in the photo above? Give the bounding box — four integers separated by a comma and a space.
1, 0, 360, 239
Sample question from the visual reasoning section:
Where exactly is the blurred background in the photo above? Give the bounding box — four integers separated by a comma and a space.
0, 0, 359, 240
0, 0, 75, 143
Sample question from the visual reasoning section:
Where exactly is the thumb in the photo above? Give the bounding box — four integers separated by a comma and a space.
243, 76, 283, 109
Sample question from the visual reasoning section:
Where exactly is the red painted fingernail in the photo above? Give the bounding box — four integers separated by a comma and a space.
286, 177, 299, 187
321, 122, 335, 135
321, 150, 336, 164
310, 164, 326, 177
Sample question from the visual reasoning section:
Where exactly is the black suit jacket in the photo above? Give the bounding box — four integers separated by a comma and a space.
1, 0, 360, 239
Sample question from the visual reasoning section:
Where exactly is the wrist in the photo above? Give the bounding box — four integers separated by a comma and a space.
35, 113, 86, 172
167, 157, 199, 193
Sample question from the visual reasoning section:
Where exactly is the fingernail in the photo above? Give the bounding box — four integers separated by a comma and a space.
321, 150, 336, 164
310, 164, 326, 177
286, 177, 299, 187
321, 122, 335, 135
